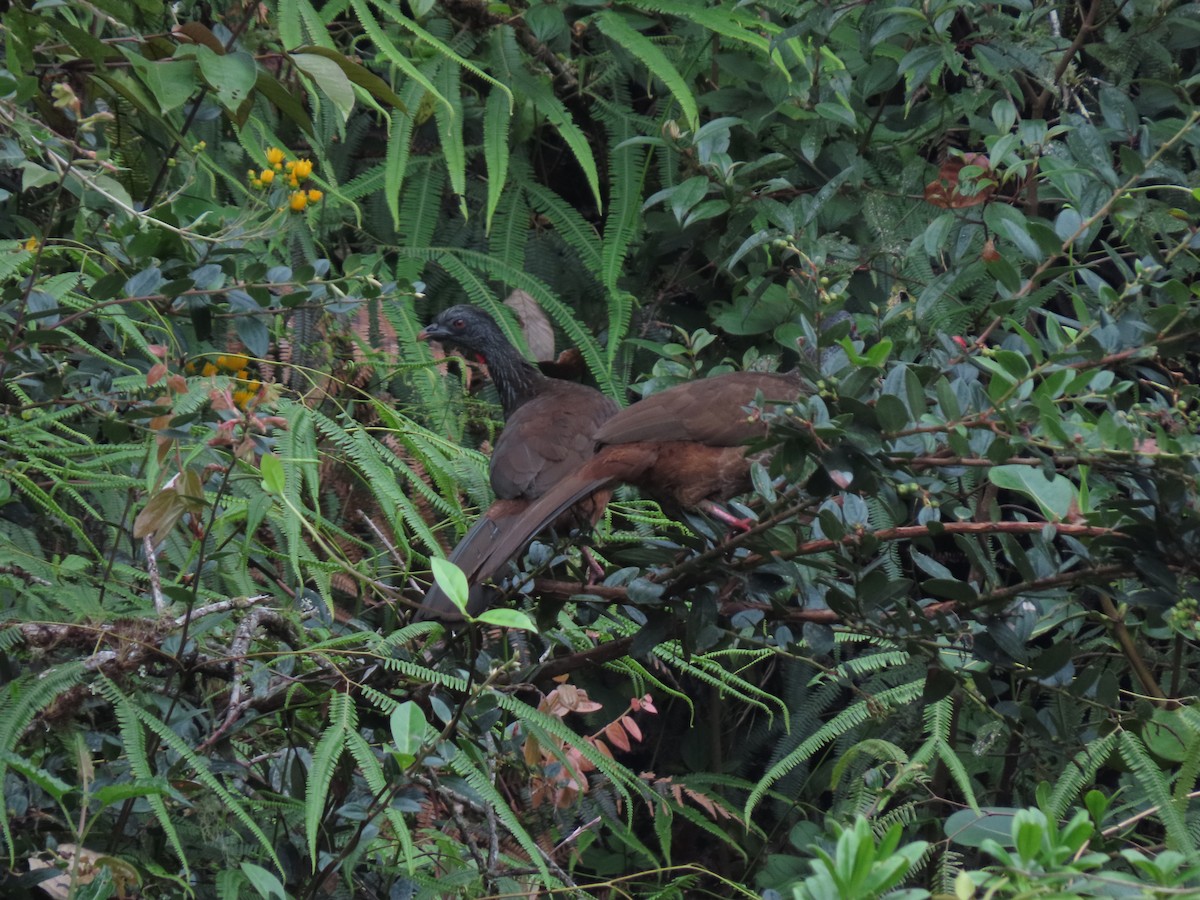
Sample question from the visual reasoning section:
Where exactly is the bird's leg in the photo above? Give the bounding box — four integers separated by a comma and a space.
581, 546, 606, 583
698, 500, 754, 533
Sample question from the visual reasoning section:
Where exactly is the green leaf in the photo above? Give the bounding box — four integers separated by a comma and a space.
483, 86, 511, 234
430, 557, 469, 614
434, 60, 467, 219
390, 701, 429, 757
195, 46, 256, 112
814, 101, 857, 128
945, 807, 1022, 848
592, 10, 699, 132
1, 752, 73, 801
92, 780, 172, 807
526, 2, 566, 42
985, 202, 1042, 261
475, 608, 538, 631
988, 465, 1078, 521
291, 51, 355, 122
260, 453, 285, 495
121, 52, 196, 113
290, 45, 408, 111
240, 862, 288, 900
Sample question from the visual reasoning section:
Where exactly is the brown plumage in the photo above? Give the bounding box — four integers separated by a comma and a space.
416, 305, 618, 620
462, 370, 804, 602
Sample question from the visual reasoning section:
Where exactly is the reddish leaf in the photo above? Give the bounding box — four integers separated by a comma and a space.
925, 153, 996, 209
604, 721, 631, 753
621, 716, 643, 743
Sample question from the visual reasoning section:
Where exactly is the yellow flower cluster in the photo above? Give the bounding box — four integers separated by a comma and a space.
187, 354, 264, 411
247, 147, 323, 213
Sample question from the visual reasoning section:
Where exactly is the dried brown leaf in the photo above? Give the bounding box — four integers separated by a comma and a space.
505, 289, 555, 361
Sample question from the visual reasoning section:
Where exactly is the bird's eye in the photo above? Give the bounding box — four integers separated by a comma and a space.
452, 318, 466, 329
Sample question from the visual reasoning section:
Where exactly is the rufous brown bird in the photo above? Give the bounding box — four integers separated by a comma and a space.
458, 369, 804, 605
416, 305, 619, 620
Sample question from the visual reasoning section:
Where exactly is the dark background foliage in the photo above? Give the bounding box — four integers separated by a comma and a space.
3, 0, 1200, 897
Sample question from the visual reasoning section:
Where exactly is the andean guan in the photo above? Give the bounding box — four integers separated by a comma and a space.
415, 305, 619, 620
438, 367, 805, 614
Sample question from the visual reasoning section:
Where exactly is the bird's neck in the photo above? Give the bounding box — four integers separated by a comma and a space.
480, 346, 544, 417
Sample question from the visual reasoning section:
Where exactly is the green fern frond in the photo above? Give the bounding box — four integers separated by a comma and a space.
366, 0, 511, 105
595, 91, 646, 343
506, 71, 601, 212
0, 664, 86, 857
653, 642, 788, 724
101, 680, 283, 873
523, 178, 603, 276
111, 681, 190, 875
483, 85, 511, 234
306, 690, 356, 865
345, 730, 416, 871
746, 678, 924, 817
433, 60, 467, 220
1119, 729, 1194, 855
815, 647, 910, 684
488, 170, 529, 275
375, 655, 471, 692
448, 749, 558, 887
590, 10, 699, 132
6, 471, 100, 557
624, 0, 778, 63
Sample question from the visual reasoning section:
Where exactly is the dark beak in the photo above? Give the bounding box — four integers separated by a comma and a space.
417, 325, 440, 342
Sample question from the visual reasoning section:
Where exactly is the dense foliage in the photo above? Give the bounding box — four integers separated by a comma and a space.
3, 0, 1200, 896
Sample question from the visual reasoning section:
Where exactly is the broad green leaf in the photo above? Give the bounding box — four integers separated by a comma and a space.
292, 52, 355, 122
945, 807, 1022, 848
260, 453, 285, 495
430, 557, 469, 614
476, 608, 538, 631
195, 46, 256, 112
390, 701, 430, 757
988, 465, 1078, 521
290, 45, 408, 111
240, 862, 288, 900
986, 202, 1042, 261
121, 52, 196, 113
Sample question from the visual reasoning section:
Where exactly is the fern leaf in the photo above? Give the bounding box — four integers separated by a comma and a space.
591, 11, 699, 131
746, 679, 924, 817
0, 665, 85, 858
1119, 730, 1194, 854
507, 67, 602, 211
624, 0, 781, 69
483, 86, 511, 234
348, 0, 445, 117
384, 109, 413, 230
433, 60, 467, 219
112, 684, 190, 874
306, 691, 356, 865
345, 731, 416, 872
523, 178, 603, 276
448, 750, 558, 887
366, 0, 513, 106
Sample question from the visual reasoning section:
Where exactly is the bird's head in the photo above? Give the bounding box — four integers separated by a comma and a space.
418, 305, 504, 359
